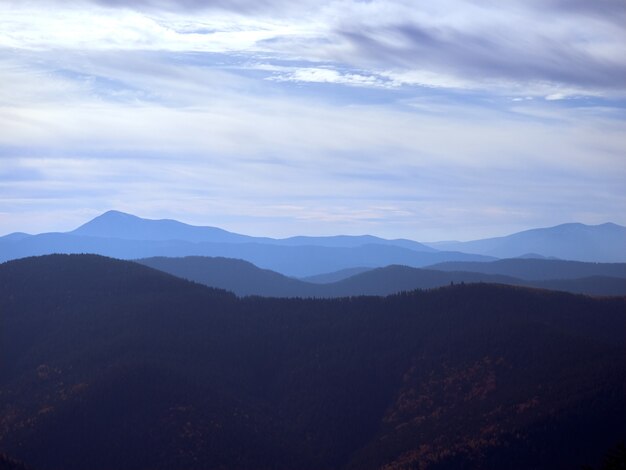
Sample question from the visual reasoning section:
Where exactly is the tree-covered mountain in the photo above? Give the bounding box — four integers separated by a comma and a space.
0, 455, 32, 470
138, 256, 626, 297
425, 222, 626, 262
1, 254, 624, 470
325, 265, 626, 297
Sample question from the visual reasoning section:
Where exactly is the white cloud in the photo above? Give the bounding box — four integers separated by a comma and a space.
268, 67, 392, 88
1, 51, 624, 238
0, 0, 625, 238
1, 0, 624, 97
545, 93, 568, 101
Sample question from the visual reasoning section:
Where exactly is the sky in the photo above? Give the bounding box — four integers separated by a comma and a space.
1, 0, 625, 240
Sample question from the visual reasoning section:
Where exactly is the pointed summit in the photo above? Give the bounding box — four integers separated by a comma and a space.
96, 210, 140, 220
71, 210, 252, 243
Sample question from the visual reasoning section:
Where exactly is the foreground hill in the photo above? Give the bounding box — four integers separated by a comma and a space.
426, 222, 626, 262
1, 255, 624, 470
0, 455, 31, 470
138, 256, 626, 297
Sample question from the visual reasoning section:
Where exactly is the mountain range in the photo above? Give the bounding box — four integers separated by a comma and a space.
427, 258, 626, 281
137, 256, 626, 297
1, 254, 624, 470
0, 211, 489, 277
1, 211, 625, 277
425, 222, 626, 262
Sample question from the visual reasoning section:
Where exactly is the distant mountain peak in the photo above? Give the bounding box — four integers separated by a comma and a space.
99, 209, 140, 219
424, 222, 626, 263
74, 210, 145, 229
68, 210, 256, 244
527, 221, 623, 232
1, 232, 31, 241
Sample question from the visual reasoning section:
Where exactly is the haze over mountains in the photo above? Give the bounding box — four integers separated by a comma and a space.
1, 212, 624, 469
138, 256, 626, 298
428, 258, 626, 281
1, 211, 625, 278
71, 210, 434, 251
4, 0, 625, 467
0, 211, 490, 277
425, 222, 626, 262
1, 254, 624, 470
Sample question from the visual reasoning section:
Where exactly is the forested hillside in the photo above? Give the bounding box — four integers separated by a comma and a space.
0, 255, 624, 470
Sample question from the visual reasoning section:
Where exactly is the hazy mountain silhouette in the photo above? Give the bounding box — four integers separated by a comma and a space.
0, 211, 490, 276
325, 265, 626, 297
534, 276, 626, 297
2, 213, 625, 272
1, 254, 623, 470
71, 210, 261, 243
270, 234, 435, 251
138, 256, 320, 297
2, 213, 625, 276
0, 235, 491, 278
300, 267, 372, 283
516, 252, 555, 259
427, 258, 626, 281
0, 232, 31, 242
138, 256, 626, 297
425, 222, 626, 261
72, 210, 434, 251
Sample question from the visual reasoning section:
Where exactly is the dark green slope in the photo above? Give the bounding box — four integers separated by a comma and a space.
0, 255, 624, 470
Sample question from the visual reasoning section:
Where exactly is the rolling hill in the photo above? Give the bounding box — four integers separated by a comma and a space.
1, 254, 624, 469
427, 258, 626, 281
138, 256, 317, 297
300, 267, 372, 283
138, 256, 626, 297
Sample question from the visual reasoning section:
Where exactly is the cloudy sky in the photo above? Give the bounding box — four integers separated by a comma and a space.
1, 0, 625, 240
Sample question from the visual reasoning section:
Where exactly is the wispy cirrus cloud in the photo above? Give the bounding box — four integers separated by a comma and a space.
0, 0, 624, 238
2, 0, 624, 97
